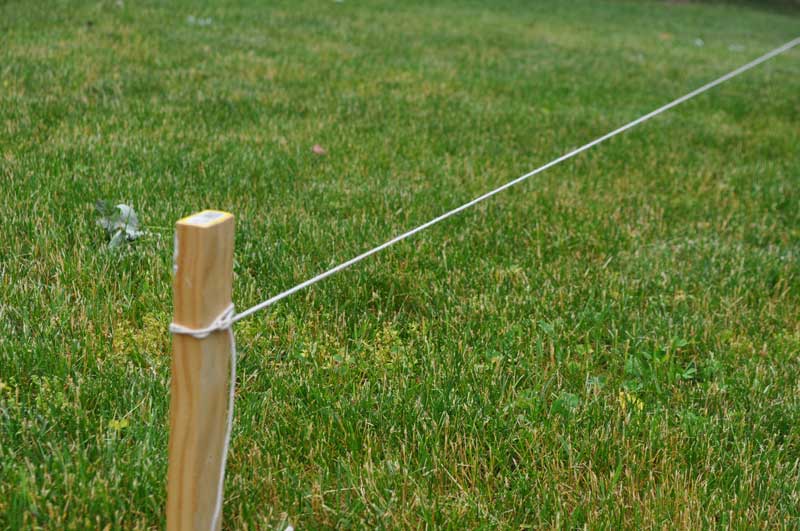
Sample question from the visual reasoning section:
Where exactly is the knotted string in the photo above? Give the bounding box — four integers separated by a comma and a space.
169, 303, 236, 531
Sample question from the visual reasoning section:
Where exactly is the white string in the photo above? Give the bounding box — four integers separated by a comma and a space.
166, 37, 798, 530
169, 304, 236, 531
232, 36, 800, 325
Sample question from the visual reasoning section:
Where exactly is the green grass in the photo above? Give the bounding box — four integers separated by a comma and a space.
1, 0, 799, 528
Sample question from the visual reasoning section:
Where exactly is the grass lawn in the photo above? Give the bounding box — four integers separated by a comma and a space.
2, 0, 799, 528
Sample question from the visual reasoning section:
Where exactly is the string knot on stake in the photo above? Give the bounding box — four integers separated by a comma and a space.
169, 303, 235, 338
169, 303, 237, 531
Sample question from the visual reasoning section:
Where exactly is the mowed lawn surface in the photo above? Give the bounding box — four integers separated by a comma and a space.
2, 0, 799, 528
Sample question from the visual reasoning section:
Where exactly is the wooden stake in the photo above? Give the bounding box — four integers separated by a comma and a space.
167, 210, 235, 531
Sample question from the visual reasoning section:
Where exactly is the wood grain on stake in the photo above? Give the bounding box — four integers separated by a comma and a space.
168, 210, 234, 531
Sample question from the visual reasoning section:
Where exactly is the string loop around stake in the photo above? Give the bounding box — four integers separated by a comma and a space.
169, 303, 237, 531
169, 304, 235, 338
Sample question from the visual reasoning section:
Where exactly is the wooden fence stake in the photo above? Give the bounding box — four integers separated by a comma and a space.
167, 210, 235, 531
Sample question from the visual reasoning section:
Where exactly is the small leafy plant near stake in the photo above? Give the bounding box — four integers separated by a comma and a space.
95, 201, 145, 249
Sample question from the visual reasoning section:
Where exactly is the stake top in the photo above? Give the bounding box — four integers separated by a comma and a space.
178, 210, 233, 228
